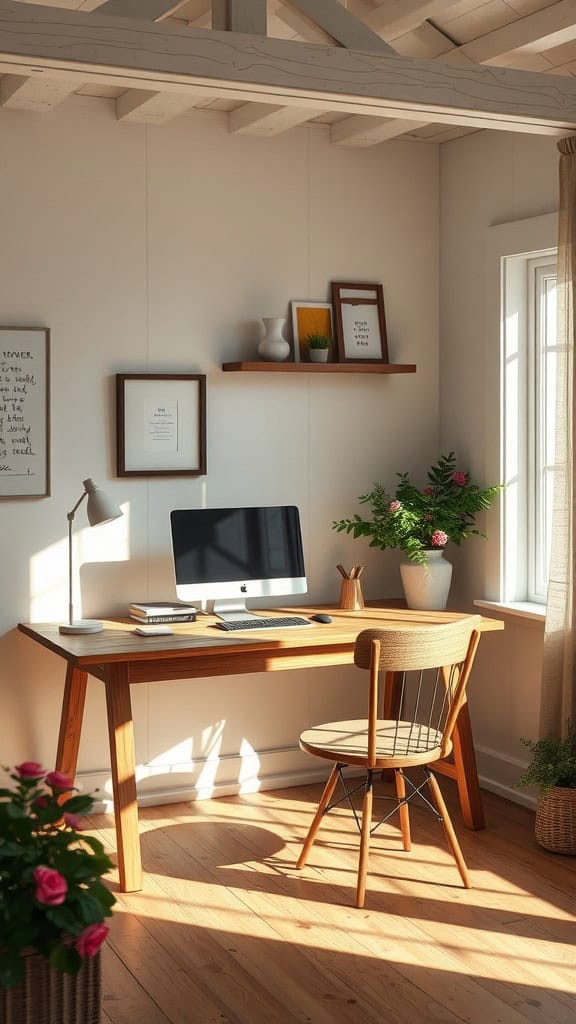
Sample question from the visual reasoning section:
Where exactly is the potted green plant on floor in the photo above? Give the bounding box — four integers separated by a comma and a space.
0, 761, 116, 1023
306, 332, 331, 363
516, 724, 576, 853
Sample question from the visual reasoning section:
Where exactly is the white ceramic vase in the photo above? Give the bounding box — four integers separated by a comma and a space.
258, 317, 290, 362
399, 549, 453, 610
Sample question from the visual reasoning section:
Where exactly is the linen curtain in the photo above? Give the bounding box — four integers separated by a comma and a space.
540, 137, 576, 737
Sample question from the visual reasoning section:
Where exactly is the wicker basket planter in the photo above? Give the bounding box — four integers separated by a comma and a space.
0, 949, 101, 1024
535, 787, 576, 854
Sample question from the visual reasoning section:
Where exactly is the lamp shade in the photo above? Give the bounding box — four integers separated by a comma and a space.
83, 478, 122, 527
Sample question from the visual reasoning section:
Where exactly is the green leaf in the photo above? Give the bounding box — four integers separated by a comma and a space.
50, 942, 82, 975
5, 804, 26, 820
75, 892, 107, 925
90, 880, 116, 910
0, 950, 25, 988
80, 835, 105, 857
59, 794, 94, 815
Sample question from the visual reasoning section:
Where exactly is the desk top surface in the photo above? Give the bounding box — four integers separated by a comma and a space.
18, 604, 503, 666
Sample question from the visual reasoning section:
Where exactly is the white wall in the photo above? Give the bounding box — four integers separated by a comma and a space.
0, 100, 439, 803
439, 131, 559, 802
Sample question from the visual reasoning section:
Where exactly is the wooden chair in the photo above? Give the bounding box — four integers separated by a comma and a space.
296, 617, 482, 908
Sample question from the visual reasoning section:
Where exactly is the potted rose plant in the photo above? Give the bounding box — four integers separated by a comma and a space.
333, 452, 501, 609
0, 761, 115, 1023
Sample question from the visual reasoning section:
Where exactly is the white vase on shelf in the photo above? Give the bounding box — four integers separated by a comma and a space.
258, 317, 290, 362
399, 549, 453, 610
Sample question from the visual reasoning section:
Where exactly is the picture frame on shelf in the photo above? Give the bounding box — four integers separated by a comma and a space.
0, 326, 50, 499
290, 301, 335, 363
331, 282, 389, 364
116, 373, 206, 477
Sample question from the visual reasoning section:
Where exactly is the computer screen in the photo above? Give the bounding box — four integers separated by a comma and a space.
170, 506, 307, 620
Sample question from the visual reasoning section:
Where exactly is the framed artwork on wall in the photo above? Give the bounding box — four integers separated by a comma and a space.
0, 326, 50, 498
116, 373, 206, 477
331, 282, 389, 363
290, 301, 334, 362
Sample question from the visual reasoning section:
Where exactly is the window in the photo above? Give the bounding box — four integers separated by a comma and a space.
501, 249, 557, 605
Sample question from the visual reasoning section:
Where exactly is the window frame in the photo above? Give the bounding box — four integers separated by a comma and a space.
500, 248, 557, 606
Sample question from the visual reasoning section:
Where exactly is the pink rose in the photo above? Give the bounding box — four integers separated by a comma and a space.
388, 500, 401, 513
431, 530, 448, 548
452, 471, 467, 486
76, 923, 109, 958
45, 771, 72, 791
423, 487, 433, 496
63, 813, 84, 831
15, 761, 45, 780
33, 866, 68, 906
33, 796, 48, 811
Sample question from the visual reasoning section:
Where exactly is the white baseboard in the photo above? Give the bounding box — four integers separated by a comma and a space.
77, 745, 330, 811
77, 742, 537, 813
475, 743, 536, 809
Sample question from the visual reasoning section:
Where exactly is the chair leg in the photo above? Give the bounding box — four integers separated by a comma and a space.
427, 770, 471, 888
395, 769, 411, 851
356, 772, 374, 909
296, 763, 340, 869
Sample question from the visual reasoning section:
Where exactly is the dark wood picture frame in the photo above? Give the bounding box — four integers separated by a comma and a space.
331, 282, 389, 364
116, 373, 206, 477
0, 326, 50, 498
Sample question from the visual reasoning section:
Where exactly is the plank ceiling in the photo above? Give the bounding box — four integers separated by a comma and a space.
3, 0, 576, 144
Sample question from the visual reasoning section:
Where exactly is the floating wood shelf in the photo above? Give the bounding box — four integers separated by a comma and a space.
221, 362, 416, 374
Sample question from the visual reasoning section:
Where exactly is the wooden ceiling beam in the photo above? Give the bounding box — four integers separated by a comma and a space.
331, 114, 429, 146
229, 101, 321, 136
97, 0, 189, 20
363, 0, 464, 41
211, 0, 266, 36
0, 72, 77, 111
283, 0, 395, 52
334, 0, 576, 145
1, 3, 576, 135
116, 88, 201, 121
268, 1, 332, 43
443, 0, 576, 66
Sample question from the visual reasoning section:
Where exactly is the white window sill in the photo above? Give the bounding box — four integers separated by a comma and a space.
474, 599, 546, 623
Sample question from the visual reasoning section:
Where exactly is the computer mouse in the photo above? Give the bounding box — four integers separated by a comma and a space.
310, 613, 333, 624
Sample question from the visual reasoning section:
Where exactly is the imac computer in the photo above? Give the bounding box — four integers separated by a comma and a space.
170, 505, 307, 621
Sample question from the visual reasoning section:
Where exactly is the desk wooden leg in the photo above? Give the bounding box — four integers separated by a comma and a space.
56, 663, 88, 784
435, 701, 485, 831
104, 665, 142, 893
451, 702, 485, 830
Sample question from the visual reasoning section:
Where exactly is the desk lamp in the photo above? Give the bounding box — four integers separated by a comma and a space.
59, 478, 123, 635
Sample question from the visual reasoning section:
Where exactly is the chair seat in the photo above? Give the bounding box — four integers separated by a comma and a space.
299, 718, 451, 768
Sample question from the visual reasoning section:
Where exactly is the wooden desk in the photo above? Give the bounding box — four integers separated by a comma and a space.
18, 606, 502, 893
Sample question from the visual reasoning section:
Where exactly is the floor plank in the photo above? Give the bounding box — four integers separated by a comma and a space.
88, 780, 576, 1024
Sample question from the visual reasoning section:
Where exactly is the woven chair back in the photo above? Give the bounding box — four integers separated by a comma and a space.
354, 617, 482, 764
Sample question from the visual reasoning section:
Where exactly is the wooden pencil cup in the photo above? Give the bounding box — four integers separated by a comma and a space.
339, 578, 364, 610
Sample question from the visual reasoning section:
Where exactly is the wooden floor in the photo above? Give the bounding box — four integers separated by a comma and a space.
87, 777, 576, 1024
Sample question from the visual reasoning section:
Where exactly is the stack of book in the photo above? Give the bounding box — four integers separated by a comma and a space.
129, 602, 197, 624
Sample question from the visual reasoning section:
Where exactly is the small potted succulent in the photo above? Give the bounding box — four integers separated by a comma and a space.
306, 332, 331, 363
516, 723, 576, 853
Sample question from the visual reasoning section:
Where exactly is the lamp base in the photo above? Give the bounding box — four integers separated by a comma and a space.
59, 620, 104, 635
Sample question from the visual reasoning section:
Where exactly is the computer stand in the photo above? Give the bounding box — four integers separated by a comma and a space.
211, 599, 260, 622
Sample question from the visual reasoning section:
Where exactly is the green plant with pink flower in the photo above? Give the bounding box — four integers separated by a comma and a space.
333, 452, 501, 564
0, 761, 115, 988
